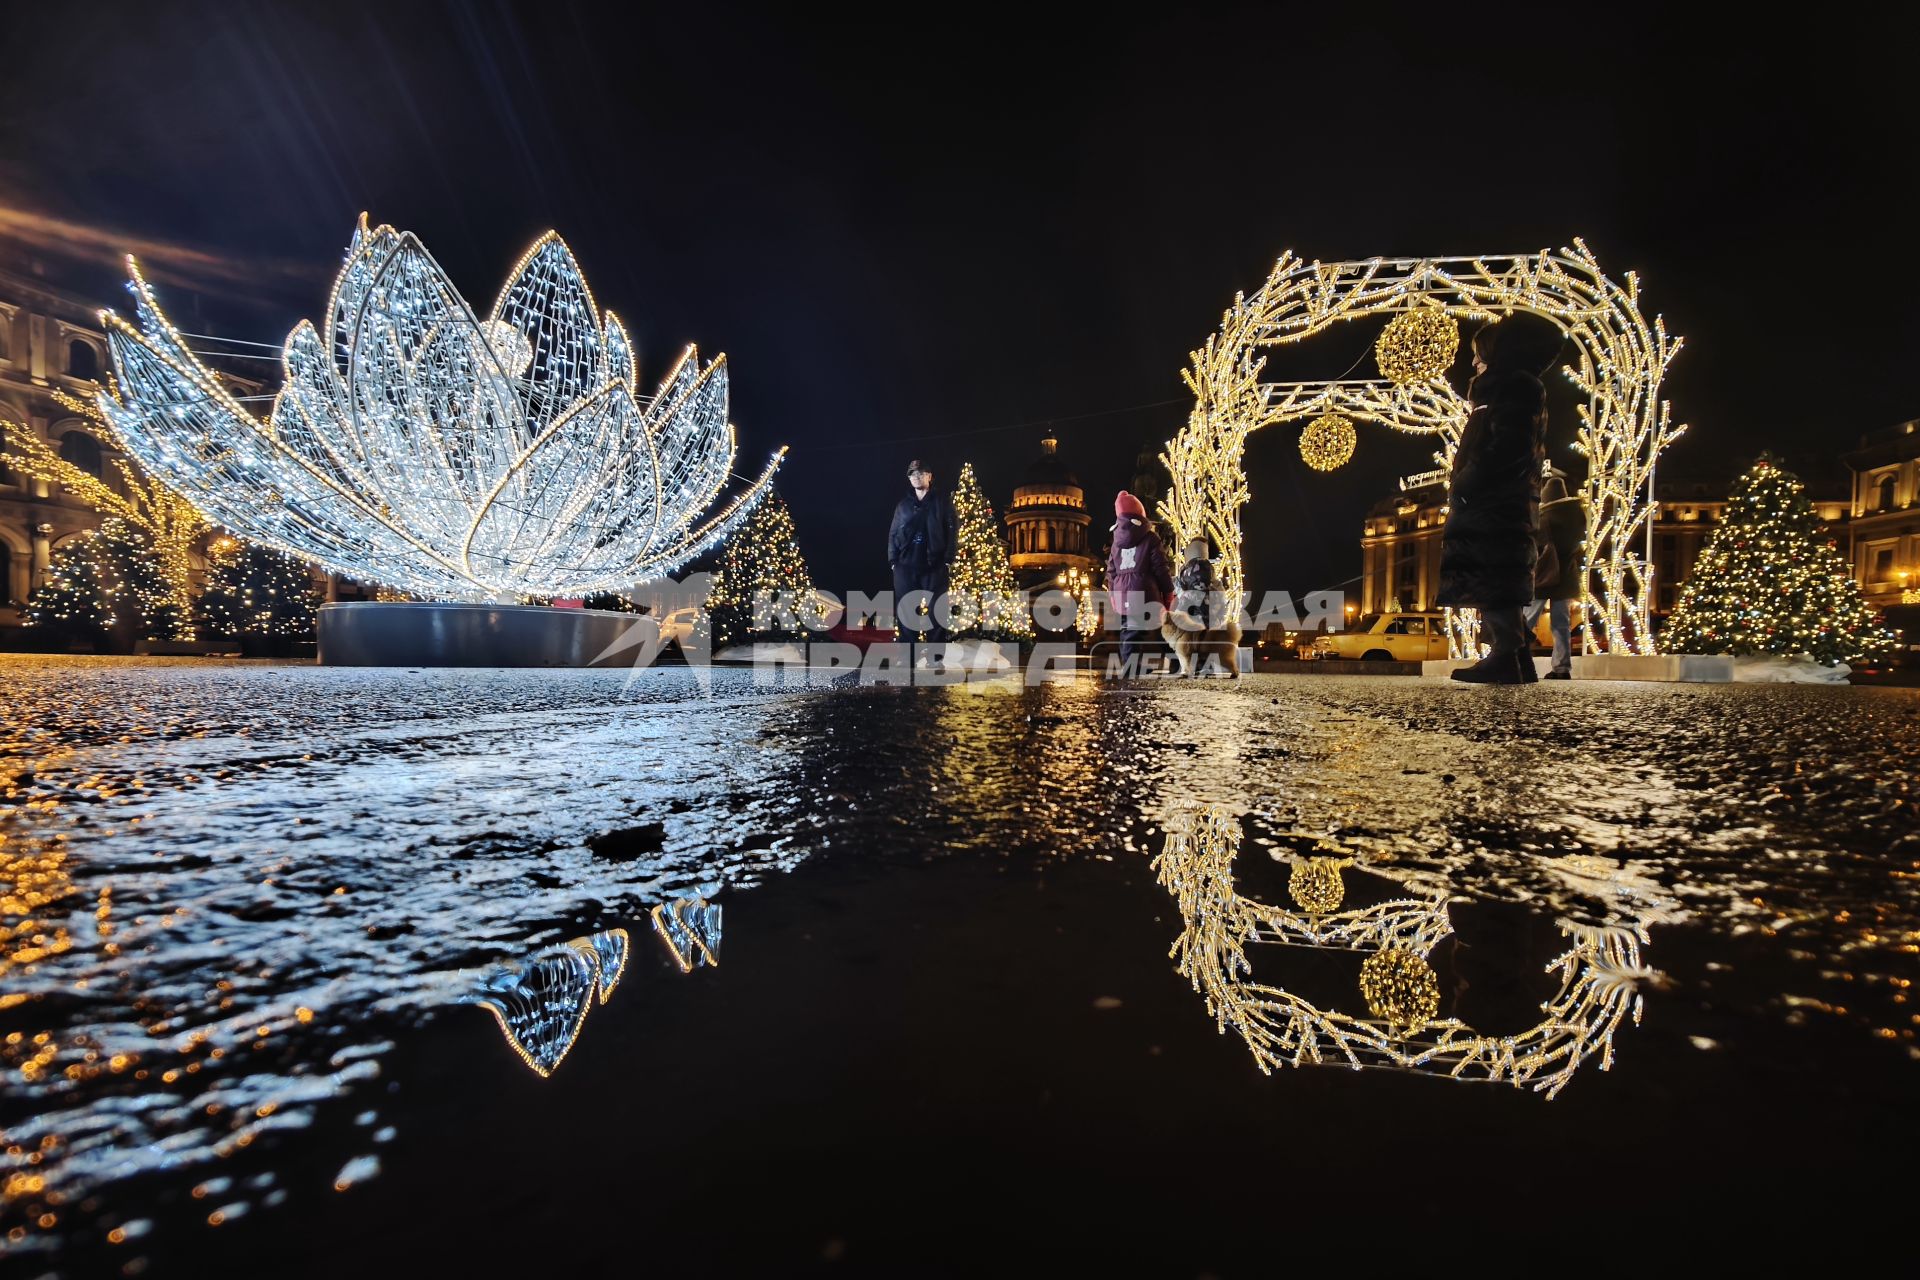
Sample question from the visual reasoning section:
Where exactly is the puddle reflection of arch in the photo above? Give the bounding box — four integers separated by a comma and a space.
1153, 806, 1666, 1098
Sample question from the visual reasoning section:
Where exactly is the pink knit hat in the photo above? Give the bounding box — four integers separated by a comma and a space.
1114, 490, 1146, 518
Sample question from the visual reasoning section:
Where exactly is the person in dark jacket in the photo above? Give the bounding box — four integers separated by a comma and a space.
1526, 471, 1587, 679
1105, 491, 1175, 671
1437, 312, 1565, 685
888, 459, 958, 645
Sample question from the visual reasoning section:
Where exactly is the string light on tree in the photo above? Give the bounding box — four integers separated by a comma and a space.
199, 537, 322, 640
1298, 413, 1356, 472
26, 518, 191, 645
705, 489, 828, 651
1374, 307, 1460, 384
947, 463, 1034, 641
1663, 454, 1893, 666
2, 391, 206, 636
97, 216, 784, 601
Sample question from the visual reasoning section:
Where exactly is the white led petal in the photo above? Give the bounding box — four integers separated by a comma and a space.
100, 222, 783, 599
603, 310, 636, 395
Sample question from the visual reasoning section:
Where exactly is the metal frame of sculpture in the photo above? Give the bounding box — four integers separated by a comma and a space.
98, 216, 784, 600
1153, 806, 1662, 1098
1162, 243, 1684, 656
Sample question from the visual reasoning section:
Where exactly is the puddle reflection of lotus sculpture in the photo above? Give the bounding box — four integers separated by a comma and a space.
470, 898, 721, 1077
1152, 807, 1662, 1098
100, 217, 784, 601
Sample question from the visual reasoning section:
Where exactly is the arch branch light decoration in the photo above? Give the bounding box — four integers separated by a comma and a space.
1162, 244, 1684, 655
1153, 806, 1669, 1098
98, 216, 785, 600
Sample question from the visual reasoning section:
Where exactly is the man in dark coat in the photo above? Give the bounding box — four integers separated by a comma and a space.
1436, 312, 1565, 684
888, 459, 958, 644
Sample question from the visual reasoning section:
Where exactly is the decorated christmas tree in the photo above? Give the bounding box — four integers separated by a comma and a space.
705, 491, 826, 650
948, 462, 1033, 641
198, 536, 321, 640
1664, 455, 1892, 666
26, 517, 191, 648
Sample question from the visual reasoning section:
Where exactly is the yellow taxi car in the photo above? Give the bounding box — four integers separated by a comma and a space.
1311, 611, 1451, 662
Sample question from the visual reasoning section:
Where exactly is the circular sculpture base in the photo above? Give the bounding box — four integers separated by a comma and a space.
317, 602, 656, 668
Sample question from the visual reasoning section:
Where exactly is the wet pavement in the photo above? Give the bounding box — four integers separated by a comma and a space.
0, 655, 1916, 1275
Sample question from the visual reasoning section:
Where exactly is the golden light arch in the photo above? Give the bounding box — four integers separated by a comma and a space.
1161, 242, 1686, 656
1152, 805, 1668, 1098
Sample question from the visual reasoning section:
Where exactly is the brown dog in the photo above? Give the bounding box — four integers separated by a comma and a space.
1161, 548, 1241, 677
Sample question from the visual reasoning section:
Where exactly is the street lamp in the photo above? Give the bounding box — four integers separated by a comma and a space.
1057, 568, 1096, 638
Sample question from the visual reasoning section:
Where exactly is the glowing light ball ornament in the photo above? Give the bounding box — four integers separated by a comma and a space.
1374, 307, 1460, 384
1298, 414, 1356, 471
1287, 856, 1349, 914
98, 216, 785, 600
1359, 947, 1441, 1035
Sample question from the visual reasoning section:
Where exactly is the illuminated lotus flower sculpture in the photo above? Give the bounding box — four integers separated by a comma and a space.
99, 217, 784, 599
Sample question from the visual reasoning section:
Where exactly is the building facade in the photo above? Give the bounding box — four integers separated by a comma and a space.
1004, 436, 1097, 592
1842, 419, 1920, 606
1359, 477, 1849, 620
0, 267, 122, 624
0, 267, 329, 639
1358, 483, 1444, 615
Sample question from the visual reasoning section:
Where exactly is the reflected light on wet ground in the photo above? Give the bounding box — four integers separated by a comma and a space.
0, 655, 1915, 1272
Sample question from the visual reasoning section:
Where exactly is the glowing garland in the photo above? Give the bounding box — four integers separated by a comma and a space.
1153, 806, 1663, 1098
1298, 413, 1356, 472
97, 216, 785, 600
1163, 245, 1685, 657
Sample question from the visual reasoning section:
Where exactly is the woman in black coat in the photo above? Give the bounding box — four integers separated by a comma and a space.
1436, 312, 1565, 684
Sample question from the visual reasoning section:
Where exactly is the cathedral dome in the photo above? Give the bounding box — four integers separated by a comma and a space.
1004, 436, 1096, 590
1019, 437, 1081, 491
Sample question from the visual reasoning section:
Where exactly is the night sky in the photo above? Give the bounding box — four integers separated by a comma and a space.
4, 2, 1916, 597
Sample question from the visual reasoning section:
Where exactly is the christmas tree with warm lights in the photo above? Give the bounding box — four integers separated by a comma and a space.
3, 391, 207, 631
1664, 455, 1891, 666
948, 462, 1033, 641
198, 537, 320, 643
26, 518, 191, 649
706, 490, 826, 651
